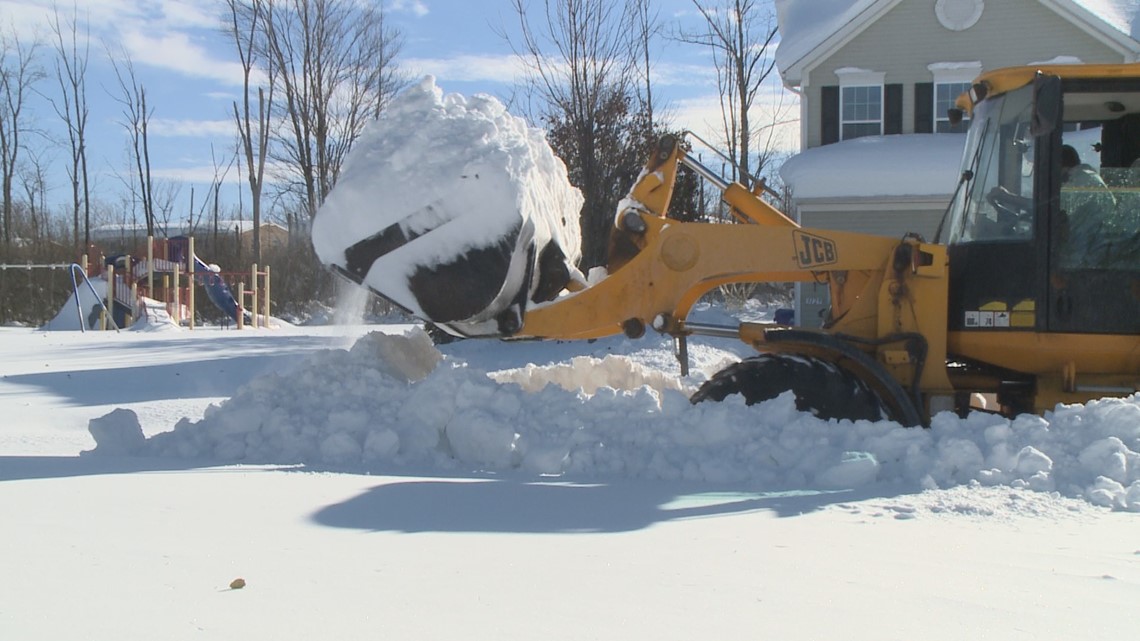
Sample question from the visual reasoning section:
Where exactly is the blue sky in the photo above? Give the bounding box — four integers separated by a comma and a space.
0, 0, 797, 224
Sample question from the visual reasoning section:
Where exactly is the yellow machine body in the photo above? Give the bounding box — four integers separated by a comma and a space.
515, 63, 1140, 423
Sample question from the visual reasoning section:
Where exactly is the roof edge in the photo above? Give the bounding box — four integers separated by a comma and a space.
1040, 0, 1140, 60
779, 0, 901, 88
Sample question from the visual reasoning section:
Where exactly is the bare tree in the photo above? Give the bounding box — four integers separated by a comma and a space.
18, 148, 51, 243
192, 143, 236, 241
504, 0, 637, 267
152, 179, 181, 234
0, 28, 44, 248
107, 48, 155, 237
631, 0, 661, 130
750, 85, 799, 191
679, 0, 778, 188
48, 4, 92, 250
258, 0, 404, 219
225, 0, 274, 263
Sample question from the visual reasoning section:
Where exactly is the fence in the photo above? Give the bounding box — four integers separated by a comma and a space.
0, 262, 76, 326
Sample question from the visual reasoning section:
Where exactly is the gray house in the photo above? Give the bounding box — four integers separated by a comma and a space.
774, 0, 1140, 325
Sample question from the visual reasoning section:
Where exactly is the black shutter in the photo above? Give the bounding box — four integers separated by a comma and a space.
915, 82, 934, 134
884, 83, 903, 135
821, 85, 839, 145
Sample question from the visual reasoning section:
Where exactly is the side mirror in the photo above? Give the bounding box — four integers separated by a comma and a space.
1030, 72, 1061, 137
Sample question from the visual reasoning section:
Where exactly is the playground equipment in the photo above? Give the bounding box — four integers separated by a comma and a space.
67, 263, 119, 332
77, 235, 272, 330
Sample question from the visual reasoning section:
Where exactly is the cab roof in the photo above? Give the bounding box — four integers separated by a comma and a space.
957, 62, 1140, 115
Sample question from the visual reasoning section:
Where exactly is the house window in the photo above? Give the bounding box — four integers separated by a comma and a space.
836, 68, 885, 140
842, 85, 882, 139
935, 81, 971, 132
928, 62, 981, 134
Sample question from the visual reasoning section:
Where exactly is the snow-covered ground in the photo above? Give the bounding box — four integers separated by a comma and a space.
2, 314, 1138, 640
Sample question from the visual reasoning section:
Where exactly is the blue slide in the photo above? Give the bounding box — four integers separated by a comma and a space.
192, 255, 243, 322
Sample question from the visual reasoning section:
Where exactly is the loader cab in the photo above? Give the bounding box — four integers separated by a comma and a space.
941, 68, 1140, 336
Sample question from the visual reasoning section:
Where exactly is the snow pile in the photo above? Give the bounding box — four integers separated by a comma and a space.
312, 76, 583, 336
489, 355, 685, 395
130, 297, 182, 332
87, 330, 1140, 511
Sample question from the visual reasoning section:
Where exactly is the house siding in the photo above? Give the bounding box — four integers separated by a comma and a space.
798, 204, 945, 240
804, 0, 1127, 148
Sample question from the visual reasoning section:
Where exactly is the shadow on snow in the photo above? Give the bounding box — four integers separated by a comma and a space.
1, 336, 342, 406
308, 475, 906, 533
0, 454, 914, 530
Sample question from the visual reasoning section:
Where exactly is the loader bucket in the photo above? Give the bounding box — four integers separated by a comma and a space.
312, 77, 584, 337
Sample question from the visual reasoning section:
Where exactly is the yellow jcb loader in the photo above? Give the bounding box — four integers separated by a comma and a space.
328, 63, 1140, 426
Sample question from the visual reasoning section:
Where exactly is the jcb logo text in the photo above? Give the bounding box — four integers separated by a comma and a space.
793, 231, 838, 268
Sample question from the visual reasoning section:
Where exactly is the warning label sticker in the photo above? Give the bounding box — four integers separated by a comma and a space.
964, 311, 999, 328
965, 301, 1029, 329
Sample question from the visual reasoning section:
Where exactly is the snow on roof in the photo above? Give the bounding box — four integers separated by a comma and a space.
1077, 0, 1140, 40
779, 134, 964, 199
774, 0, 873, 83
775, 0, 1140, 86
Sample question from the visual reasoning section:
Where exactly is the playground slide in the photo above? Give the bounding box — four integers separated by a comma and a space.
43, 270, 130, 331
43, 272, 106, 331
192, 255, 243, 323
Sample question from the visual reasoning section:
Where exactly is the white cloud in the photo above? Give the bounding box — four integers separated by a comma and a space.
149, 165, 241, 186
1, 0, 215, 32
389, 0, 429, 18
1, 0, 252, 86
150, 118, 235, 138
404, 54, 525, 85
151, 158, 297, 188
154, 0, 221, 29
117, 29, 248, 86
0, 0, 51, 32
651, 61, 719, 88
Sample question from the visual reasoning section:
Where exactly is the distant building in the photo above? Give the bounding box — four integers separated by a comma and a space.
90, 220, 290, 252
774, 0, 1140, 325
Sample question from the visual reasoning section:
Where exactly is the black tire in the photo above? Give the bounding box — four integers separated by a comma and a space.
691, 353, 888, 422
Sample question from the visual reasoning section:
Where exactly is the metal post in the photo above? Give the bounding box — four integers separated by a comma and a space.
250, 263, 258, 328
237, 282, 245, 330
147, 236, 154, 299
103, 264, 114, 331
173, 264, 181, 325
188, 237, 196, 330
263, 265, 271, 327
